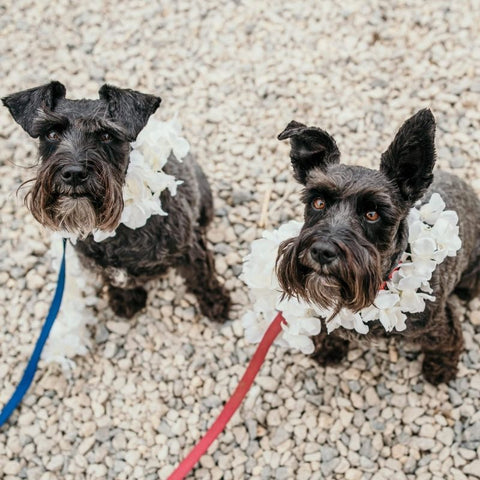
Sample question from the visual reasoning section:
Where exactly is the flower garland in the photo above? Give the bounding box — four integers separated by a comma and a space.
43, 116, 189, 368
43, 234, 99, 369
241, 193, 462, 355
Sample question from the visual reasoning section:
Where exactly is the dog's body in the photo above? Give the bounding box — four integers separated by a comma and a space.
3, 81, 230, 321
276, 110, 480, 384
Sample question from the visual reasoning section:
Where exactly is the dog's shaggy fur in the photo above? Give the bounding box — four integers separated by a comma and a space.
3, 81, 230, 321
276, 109, 480, 384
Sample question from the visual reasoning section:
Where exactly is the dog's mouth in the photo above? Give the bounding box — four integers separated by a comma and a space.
69, 192, 88, 199
298, 259, 338, 283
55, 185, 90, 198
56, 191, 104, 209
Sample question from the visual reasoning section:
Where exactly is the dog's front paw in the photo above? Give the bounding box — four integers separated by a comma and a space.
108, 286, 147, 319
197, 287, 231, 323
311, 334, 349, 367
422, 354, 458, 385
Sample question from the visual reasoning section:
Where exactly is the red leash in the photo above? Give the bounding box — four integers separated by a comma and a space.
167, 312, 285, 480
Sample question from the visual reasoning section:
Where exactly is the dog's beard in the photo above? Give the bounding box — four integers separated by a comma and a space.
25, 156, 124, 238
276, 229, 382, 313
52, 196, 97, 237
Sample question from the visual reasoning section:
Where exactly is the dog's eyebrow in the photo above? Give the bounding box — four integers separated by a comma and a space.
302, 184, 341, 204
306, 169, 337, 188
355, 190, 396, 215
31, 109, 70, 136
357, 190, 391, 204
75, 117, 129, 138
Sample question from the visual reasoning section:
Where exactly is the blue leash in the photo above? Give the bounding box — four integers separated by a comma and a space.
0, 238, 67, 427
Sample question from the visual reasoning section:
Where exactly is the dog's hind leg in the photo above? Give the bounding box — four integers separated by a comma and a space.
419, 300, 464, 385
454, 243, 480, 301
194, 164, 214, 228
177, 229, 230, 322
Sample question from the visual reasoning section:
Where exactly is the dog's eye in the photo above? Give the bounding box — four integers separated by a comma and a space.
365, 211, 380, 222
46, 130, 60, 142
312, 198, 326, 210
100, 132, 112, 143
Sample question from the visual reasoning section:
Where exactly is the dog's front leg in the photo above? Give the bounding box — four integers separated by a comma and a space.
177, 229, 230, 323
419, 300, 464, 385
310, 329, 350, 366
104, 266, 147, 318
107, 285, 147, 319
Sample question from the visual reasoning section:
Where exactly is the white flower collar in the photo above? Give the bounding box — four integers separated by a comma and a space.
61, 116, 189, 243
241, 193, 462, 355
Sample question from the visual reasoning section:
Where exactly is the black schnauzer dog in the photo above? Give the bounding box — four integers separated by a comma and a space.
276, 109, 480, 384
3, 81, 230, 321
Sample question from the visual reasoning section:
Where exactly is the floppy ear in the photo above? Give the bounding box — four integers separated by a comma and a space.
278, 120, 340, 184
2, 81, 66, 137
380, 109, 436, 204
99, 84, 161, 141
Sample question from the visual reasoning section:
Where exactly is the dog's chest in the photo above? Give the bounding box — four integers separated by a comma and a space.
74, 221, 182, 284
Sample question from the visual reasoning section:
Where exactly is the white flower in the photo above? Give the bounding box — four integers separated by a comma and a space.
281, 330, 316, 354
334, 309, 370, 334
242, 239, 280, 290
242, 311, 269, 344
431, 212, 462, 258
132, 116, 189, 169
411, 237, 437, 258
399, 289, 435, 313
419, 193, 446, 225
379, 308, 407, 332
361, 304, 380, 323
242, 221, 303, 291
397, 274, 424, 291
121, 197, 166, 230
373, 289, 400, 310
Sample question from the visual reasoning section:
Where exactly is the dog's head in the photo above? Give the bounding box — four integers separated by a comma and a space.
276, 109, 436, 313
2, 81, 161, 237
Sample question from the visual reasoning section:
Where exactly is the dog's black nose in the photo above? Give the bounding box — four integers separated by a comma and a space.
310, 241, 338, 265
60, 165, 88, 187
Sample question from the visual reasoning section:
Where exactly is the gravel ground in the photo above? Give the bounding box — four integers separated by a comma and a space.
1, 1, 480, 479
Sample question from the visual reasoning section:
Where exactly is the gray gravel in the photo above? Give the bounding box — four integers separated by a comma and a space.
1, 1, 480, 479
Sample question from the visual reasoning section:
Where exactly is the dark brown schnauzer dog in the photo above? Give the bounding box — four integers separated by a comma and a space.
3, 81, 230, 321
276, 109, 480, 384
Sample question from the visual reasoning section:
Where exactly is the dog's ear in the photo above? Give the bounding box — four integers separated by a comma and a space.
99, 85, 161, 141
380, 109, 436, 204
2, 81, 66, 137
278, 120, 340, 184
